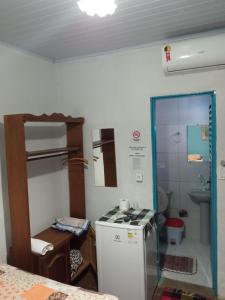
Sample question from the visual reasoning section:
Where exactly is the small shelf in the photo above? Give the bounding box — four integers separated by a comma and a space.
27, 146, 79, 161
92, 139, 114, 149
71, 260, 90, 282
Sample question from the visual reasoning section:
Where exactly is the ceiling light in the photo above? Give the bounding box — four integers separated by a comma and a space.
77, 0, 117, 17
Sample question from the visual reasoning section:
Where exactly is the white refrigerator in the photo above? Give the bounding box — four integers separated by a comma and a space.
96, 211, 158, 300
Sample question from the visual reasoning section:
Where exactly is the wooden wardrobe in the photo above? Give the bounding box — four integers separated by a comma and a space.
4, 113, 96, 284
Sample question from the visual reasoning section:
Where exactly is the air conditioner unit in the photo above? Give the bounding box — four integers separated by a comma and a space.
162, 33, 225, 73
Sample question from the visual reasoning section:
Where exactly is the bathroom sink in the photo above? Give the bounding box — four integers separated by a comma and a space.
188, 190, 210, 204
188, 190, 211, 245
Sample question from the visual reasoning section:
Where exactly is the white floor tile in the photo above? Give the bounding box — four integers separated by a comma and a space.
161, 238, 212, 288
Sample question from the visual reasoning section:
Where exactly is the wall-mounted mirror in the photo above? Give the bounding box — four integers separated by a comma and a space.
92, 128, 117, 187
187, 124, 210, 162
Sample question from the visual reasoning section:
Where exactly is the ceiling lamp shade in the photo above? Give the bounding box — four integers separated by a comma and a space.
77, 0, 117, 17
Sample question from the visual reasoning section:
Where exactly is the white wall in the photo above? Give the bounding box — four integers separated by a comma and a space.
0, 43, 65, 263
56, 45, 225, 298
156, 95, 210, 241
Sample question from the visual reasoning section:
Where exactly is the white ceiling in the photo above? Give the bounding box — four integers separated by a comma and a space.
0, 0, 225, 61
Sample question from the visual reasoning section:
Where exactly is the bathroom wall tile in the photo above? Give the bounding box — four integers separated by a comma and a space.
156, 180, 178, 214
177, 125, 187, 153
179, 181, 200, 214
157, 152, 179, 181
156, 99, 178, 125
178, 95, 210, 125
191, 213, 200, 240
157, 180, 169, 192
182, 211, 200, 240
157, 180, 180, 216
156, 125, 179, 153
178, 152, 210, 182
156, 157, 168, 182
169, 208, 179, 218
157, 180, 179, 214
167, 181, 179, 210
200, 163, 211, 180
179, 183, 192, 212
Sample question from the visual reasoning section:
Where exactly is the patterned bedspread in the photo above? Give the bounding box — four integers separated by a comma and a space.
0, 264, 118, 300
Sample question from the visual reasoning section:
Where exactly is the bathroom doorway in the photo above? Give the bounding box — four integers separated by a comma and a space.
150, 92, 217, 293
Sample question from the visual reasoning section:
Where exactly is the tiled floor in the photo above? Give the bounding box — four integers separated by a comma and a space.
160, 238, 212, 287
153, 278, 215, 300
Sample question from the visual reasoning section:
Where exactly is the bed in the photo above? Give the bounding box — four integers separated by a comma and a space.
0, 264, 118, 300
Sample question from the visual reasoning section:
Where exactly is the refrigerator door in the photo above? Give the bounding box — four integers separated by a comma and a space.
96, 224, 145, 300
145, 223, 158, 300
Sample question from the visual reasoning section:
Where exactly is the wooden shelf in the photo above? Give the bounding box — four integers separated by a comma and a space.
27, 146, 80, 161
71, 260, 90, 282
4, 113, 84, 124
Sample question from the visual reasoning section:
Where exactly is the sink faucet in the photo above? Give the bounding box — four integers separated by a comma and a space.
198, 174, 210, 190
198, 174, 206, 185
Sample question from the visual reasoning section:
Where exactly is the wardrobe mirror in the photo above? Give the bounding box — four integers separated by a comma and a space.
187, 124, 210, 162
92, 128, 117, 187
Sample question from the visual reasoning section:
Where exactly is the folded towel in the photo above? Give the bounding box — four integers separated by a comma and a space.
51, 223, 84, 236
56, 217, 89, 230
31, 238, 54, 255
52, 217, 90, 236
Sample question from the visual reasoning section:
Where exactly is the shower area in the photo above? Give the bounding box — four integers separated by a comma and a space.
152, 93, 215, 288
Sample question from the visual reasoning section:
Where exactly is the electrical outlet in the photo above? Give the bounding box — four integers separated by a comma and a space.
136, 173, 143, 182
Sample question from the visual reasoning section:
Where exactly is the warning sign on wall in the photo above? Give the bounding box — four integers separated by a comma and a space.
129, 129, 146, 158
132, 130, 141, 142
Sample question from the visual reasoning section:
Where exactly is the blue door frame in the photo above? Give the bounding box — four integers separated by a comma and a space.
150, 91, 217, 294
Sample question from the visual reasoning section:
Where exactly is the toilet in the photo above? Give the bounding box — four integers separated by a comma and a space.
157, 186, 171, 220
157, 186, 184, 245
